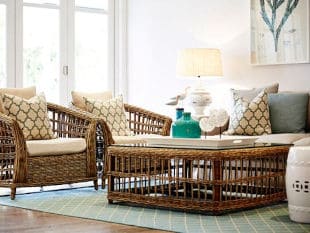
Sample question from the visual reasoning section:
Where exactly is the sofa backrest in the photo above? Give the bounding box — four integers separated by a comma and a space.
208, 92, 310, 135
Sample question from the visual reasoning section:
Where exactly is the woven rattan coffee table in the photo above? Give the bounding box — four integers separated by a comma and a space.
107, 143, 290, 214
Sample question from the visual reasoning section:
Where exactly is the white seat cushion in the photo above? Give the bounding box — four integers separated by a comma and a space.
256, 133, 310, 144
294, 137, 310, 146
26, 138, 86, 156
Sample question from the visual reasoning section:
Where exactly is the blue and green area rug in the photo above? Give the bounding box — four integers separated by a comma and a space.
0, 187, 309, 233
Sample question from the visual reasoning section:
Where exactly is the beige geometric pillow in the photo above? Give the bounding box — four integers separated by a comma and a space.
2, 93, 55, 140
84, 95, 130, 136
71, 90, 112, 111
226, 91, 271, 136
0, 86, 36, 113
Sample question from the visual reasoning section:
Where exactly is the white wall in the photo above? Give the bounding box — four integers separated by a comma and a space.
127, 0, 310, 118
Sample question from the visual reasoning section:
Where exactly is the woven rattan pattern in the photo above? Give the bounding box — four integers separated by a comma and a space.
71, 102, 172, 189
107, 145, 289, 214
99, 104, 172, 187
124, 104, 172, 136
0, 102, 98, 199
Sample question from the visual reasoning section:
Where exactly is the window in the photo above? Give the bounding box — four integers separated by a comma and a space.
23, 1, 60, 102
75, 0, 108, 10
24, 0, 59, 4
75, 1, 109, 92
0, 4, 6, 87
0, 0, 115, 104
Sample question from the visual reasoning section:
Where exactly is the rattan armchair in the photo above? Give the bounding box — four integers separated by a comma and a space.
73, 103, 172, 188
102, 104, 172, 145
0, 103, 98, 199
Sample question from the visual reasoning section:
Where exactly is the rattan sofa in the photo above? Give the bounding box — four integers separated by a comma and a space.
0, 103, 98, 199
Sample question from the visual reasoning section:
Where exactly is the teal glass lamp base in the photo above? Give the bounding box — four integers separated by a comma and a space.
172, 112, 201, 138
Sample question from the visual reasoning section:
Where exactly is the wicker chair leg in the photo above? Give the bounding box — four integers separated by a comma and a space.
94, 180, 98, 190
10, 187, 16, 200
101, 177, 106, 189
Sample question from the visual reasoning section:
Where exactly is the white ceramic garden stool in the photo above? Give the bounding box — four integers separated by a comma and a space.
286, 146, 310, 223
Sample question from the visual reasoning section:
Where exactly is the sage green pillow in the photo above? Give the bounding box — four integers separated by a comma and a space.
268, 93, 308, 133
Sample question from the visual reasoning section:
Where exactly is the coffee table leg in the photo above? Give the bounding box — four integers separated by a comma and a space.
213, 160, 221, 214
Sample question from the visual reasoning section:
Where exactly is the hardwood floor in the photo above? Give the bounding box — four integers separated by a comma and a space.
0, 206, 169, 233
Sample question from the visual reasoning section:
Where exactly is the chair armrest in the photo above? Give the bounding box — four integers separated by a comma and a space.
69, 104, 114, 145
0, 112, 27, 184
124, 104, 172, 136
47, 103, 98, 176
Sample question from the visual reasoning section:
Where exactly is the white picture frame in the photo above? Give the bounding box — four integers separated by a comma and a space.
251, 0, 309, 65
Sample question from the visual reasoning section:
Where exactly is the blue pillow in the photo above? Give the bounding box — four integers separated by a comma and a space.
268, 93, 309, 133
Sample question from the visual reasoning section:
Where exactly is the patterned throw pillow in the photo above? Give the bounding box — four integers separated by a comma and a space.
84, 95, 130, 136
2, 93, 55, 140
226, 91, 271, 136
0, 86, 36, 113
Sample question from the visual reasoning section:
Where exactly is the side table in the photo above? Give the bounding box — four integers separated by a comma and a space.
286, 146, 310, 223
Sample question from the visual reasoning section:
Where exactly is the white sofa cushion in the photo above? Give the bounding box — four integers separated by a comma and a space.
26, 138, 86, 156
293, 137, 310, 146
256, 133, 310, 144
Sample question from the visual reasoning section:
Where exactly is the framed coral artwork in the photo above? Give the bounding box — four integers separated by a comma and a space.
251, 0, 309, 65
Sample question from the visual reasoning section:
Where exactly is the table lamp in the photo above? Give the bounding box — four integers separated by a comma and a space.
176, 48, 223, 118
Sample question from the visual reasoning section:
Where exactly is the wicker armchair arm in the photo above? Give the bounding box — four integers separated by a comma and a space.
0, 112, 27, 184
0, 111, 15, 125
124, 104, 172, 136
47, 103, 98, 177
69, 104, 114, 146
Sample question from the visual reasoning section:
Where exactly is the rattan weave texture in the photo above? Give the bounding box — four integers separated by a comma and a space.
107, 145, 290, 214
71, 102, 172, 189
0, 102, 98, 199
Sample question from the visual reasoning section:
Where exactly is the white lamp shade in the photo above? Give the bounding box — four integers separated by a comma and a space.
176, 48, 223, 77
